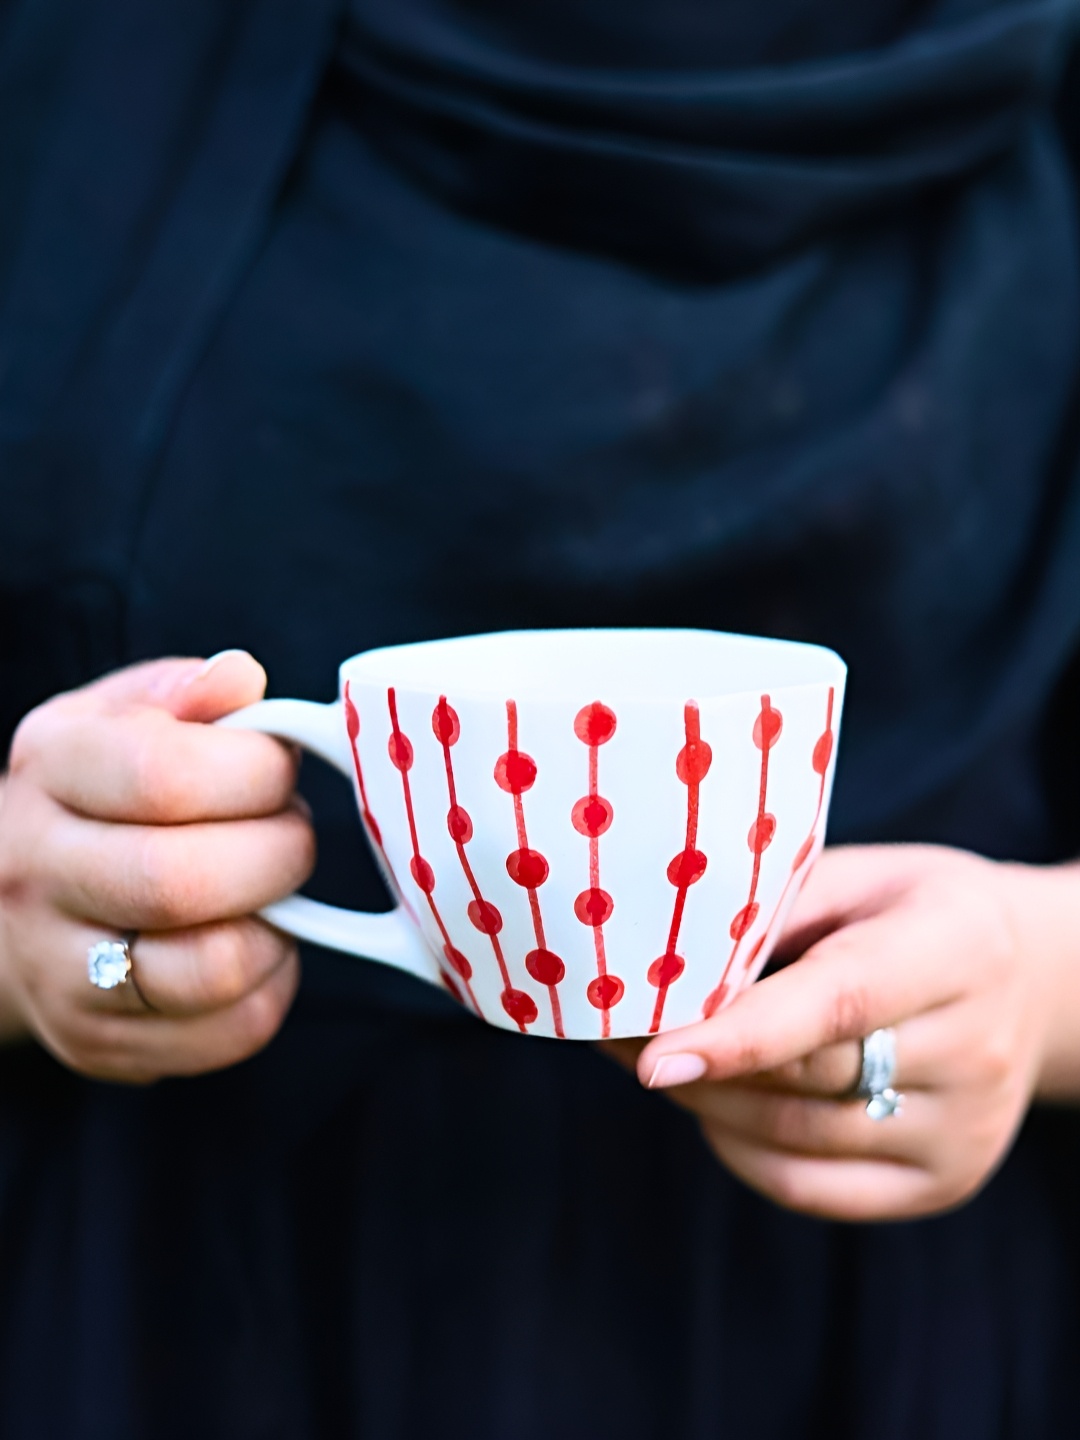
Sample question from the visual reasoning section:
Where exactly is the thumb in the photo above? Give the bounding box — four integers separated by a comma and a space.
163, 649, 269, 724
75, 650, 268, 724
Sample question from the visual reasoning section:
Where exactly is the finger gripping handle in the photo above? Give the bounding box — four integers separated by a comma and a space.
218, 699, 441, 987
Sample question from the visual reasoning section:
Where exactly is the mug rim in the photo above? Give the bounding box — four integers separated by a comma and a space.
338, 627, 847, 705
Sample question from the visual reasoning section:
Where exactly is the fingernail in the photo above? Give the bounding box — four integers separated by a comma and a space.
647, 1053, 708, 1089
184, 649, 249, 685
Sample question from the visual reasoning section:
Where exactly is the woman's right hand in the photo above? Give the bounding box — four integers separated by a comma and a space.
0, 651, 315, 1082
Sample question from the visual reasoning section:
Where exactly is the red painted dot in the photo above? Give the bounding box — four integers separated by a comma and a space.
443, 943, 473, 981
753, 701, 783, 751
666, 847, 708, 887
648, 952, 685, 987
431, 698, 461, 747
388, 731, 414, 772
812, 729, 834, 776
345, 694, 360, 741
571, 794, 614, 837
702, 984, 728, 1018
506, 847, 549, 888
792, 833, 815, 870
362, 812, 383, 846
587, 973, 624, 1009
467, 898, 503, 935
526, 948, 565, 985
494, 749, 538, 794
730, 901, 759, 940
447, 804, 473, 844
747, 814, 776, 853
574, 887, 614, 927
501, 988, 538, 1027
410, 856, 435, 894
676, 738, 712, 786
574, 702, 617, 747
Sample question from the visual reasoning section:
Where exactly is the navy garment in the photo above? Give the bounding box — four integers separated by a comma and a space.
2, 0, 1080, 1436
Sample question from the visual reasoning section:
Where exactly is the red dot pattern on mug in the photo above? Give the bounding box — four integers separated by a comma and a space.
431, 694, 538, 1032
572, 702, 623, 1036
648, 702, 712, 1033
702, 694, 783, 1019
342, 681, 422, 934
716, 685, 837, 1012
344, 685, 384, 848
382, 687, 483, 1014
363, 682, 837, 1036
499, 700, 565, 1036
797, 691, 835, 871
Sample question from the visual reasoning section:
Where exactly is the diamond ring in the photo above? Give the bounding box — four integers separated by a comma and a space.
87, 935, 135, 991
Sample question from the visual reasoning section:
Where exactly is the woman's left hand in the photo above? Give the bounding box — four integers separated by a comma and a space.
606, 845, 1080, 1221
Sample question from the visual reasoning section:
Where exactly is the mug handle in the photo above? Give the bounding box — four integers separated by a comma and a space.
217, 699, 443, 987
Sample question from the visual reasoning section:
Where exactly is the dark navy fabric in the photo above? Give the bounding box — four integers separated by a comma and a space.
1, 1, 1080, 1435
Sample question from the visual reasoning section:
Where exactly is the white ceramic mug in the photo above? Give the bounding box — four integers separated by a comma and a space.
220, 629, 846, 1040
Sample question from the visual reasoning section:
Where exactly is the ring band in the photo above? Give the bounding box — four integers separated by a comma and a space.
87, 934, 135, 991
854, 1027, 896, 1098
854, 1027, 904, 1121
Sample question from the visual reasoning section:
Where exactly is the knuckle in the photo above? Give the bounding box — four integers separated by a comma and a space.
193, 923, 256, 1006
808, 1046, 853, 1094
7, 703, 56, 772
125, 727, 166, 813
126, 719, 189, 820
771, 1058, 804, 1087
132, 829, 197, 926
979, 1025, 1025, 1088
0, 781, 55, 911
0, 845, 31, 910
284, 813, 317, 883
825, 977, 872, 1043
192, 920, 287, 1008
730, 1036, 767, 1074
978, 1030, 1016, 1089
7, 722, 35, 774
260, 740, 300, 802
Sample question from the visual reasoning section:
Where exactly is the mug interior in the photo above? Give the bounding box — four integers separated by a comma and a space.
342, 628, 844, 700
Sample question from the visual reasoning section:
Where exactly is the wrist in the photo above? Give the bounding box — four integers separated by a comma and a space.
1001, 859, 1080, 1102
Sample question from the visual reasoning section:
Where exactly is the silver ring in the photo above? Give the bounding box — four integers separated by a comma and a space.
87, 935, 135, 991
854, 1027, 904, 1120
